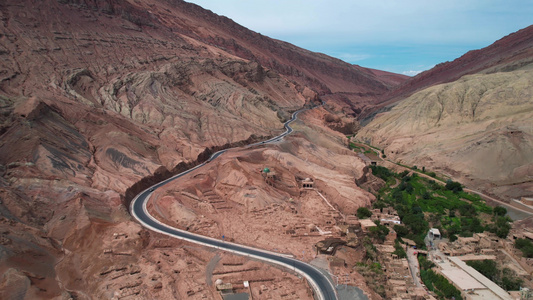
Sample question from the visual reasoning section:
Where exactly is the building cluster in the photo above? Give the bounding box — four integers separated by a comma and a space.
375, 243, 431, 299
370, 207, 402, 226
314, 207, 439, 299
437, 232, 501, 257
425, 227, 533, 300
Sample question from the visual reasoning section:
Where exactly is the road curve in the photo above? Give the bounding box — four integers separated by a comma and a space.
130, 106, 338, 300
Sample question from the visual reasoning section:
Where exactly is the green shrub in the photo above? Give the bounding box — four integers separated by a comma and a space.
357, 207, 373, 219
493, 206, 507, 216
370, 165, 393, 181
445, 179, 463, 193
515, 238, 533, 258
393, 240, 407, 258
420, 269, 462, 300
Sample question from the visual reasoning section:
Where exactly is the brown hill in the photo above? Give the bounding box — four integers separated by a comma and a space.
361, 25, 533, 120
357, 25, 533, 200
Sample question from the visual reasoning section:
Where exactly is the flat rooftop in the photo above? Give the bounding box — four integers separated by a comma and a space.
359, 219, 376, 227
440, 269, 485, 290
448, 257, 513, 300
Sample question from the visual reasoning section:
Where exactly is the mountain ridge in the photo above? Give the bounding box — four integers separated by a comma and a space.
357, 24, 533, 201
363, 24, 533, 118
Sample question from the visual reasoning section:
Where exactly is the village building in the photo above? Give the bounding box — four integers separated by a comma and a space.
301, 177, 314, 189
371, 208, 401, 226
521, 197, 533, 206
359, 219, 377, 233
429, 228, 441, 239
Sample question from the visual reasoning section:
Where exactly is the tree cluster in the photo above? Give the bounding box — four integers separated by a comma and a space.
466, 260, 523, 291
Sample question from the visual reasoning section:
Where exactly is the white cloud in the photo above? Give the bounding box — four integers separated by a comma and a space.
335, 53, 373, 63
401, 70, 424, 76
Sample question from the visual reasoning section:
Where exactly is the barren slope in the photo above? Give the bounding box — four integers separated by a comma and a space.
0, 0, 389, 298
358, 67, 533, 199
376, 25, 533, 108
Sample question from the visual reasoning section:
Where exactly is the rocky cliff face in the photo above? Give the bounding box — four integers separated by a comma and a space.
357, 27, 533, 199
0, 0, 390, 298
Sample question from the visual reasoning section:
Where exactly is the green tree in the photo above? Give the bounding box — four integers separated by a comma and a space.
393, 225, 409, 237
402, 213, 428, 235
458, 203, 476, 217
369, 224, 390, 242
493, 206, 507, 216
445, 179, 463, 193
393, 240, 407, 258
515, 238, 533, 258
420, 269, 462, 300
357, 207, 373, 219
466, 260, 523, 291
466, 260, 497, 279
370, 165, 393, 181
418, 255, 435, 270
493, 216, 511, 238
501, 268, 523, 291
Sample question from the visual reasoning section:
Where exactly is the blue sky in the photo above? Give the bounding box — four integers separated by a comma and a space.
185, 0, 533, 76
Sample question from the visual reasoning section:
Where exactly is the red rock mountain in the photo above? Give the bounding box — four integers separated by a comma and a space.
0, 0, 403, 298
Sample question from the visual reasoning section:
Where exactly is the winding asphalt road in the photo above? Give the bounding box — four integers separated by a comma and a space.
130, 106, 338, 300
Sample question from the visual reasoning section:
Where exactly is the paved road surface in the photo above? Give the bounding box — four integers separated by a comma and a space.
130, 105, 337, 300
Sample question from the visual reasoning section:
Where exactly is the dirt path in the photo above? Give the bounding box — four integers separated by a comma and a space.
205, 253, 221, 286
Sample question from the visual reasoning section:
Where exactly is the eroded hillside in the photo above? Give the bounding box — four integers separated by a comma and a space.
358, 67, 533, 199
0, 0, 392, 298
